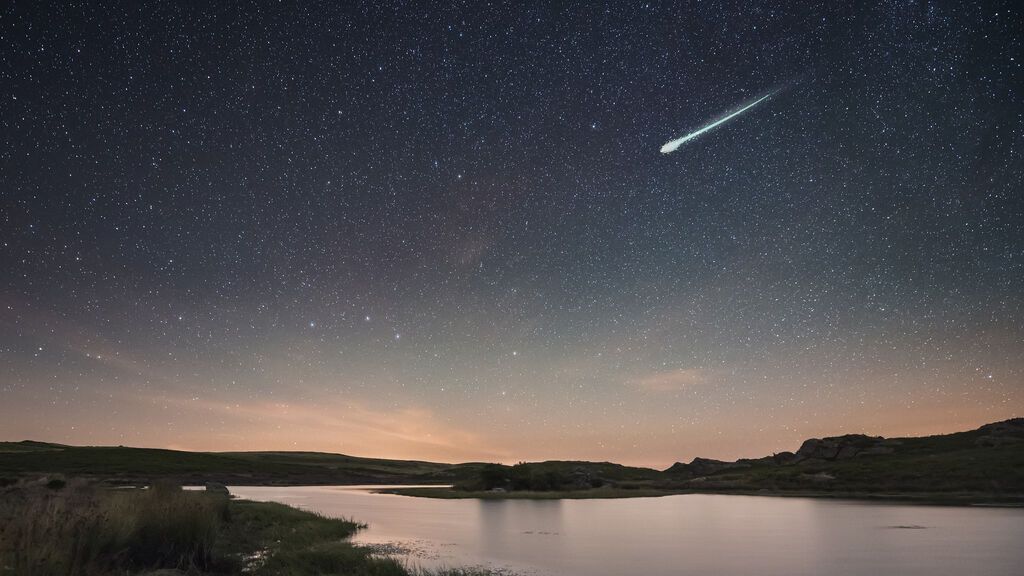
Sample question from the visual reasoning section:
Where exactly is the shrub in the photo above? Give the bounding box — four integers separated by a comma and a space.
477, 464, 510, 490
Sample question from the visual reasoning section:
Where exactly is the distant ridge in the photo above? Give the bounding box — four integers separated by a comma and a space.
660, 418, 1023, 498
1, 419, 1021, 499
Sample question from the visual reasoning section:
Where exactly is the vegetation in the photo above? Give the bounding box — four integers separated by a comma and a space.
0, 479, 491, 576
457, 461, 655, 492
417, 419, 1024, 502
1, 419, 1022, 504
0, 479, 228, 575
661, 420, 1024, 500
1, 422, 1022, 574
0, 442, 486, 486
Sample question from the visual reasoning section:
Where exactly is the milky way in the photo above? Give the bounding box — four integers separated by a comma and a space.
1, 1, 1021, 466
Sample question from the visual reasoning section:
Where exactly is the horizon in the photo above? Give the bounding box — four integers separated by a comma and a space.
4, 415, 1013, 470
2, 2, 1021, 469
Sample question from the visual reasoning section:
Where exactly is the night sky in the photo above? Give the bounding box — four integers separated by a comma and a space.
2, 1, 1022, 467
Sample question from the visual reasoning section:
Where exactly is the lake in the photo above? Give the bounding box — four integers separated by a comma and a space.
230, 486, 1024, 576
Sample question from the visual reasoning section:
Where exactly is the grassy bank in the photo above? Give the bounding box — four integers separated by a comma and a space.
0, 478, 489, 576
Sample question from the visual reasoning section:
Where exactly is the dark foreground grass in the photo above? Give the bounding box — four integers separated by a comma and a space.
0, 479, 493, 576
0, 479, 226, 575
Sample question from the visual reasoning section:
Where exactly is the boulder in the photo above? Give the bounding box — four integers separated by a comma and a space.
204, 482, 230, 495
794, 434, 888, 462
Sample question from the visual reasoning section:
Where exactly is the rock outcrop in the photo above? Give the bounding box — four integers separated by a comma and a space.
666, 454, 796, 477
793, 434, 899, 462
667, 436, 902, 476
665, 457, 745, 477
664, 418, 1024, 483
975, 418, 1024, 447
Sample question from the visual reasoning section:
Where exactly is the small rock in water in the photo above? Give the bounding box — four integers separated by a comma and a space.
205, 481, 230, 495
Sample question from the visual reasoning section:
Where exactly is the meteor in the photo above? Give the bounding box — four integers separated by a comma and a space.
660, 91, 776, 153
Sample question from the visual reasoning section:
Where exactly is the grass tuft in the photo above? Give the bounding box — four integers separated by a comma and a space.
0, 478, 226, 575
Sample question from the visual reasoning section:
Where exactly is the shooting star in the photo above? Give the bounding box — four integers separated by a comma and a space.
660, 91, 777, 154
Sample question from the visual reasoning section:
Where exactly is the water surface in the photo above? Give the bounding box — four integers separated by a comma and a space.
230, 486, 1024, 576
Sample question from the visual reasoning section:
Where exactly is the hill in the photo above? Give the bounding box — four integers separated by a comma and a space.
661, 418, 1024, 500
1, 419, 1021, 502
0, 442, 482, 486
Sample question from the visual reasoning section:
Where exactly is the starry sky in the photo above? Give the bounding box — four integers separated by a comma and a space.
2, 1, 1022, 467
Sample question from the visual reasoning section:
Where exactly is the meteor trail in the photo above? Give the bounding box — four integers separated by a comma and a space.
660, 91, 776, 153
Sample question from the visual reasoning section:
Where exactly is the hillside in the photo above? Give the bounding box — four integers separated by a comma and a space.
662, 418, 1024, 498
0, 441, 481, 486
2, 419, 1022, 502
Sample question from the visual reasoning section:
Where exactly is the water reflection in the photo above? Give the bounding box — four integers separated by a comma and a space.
477, 499, 564, 568
229, 486, 1024, 576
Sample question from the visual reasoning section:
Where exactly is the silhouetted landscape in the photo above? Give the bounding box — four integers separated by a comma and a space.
4, 419, 1022, 503
4, 420, 1021, 574
4, 0, 1022, 574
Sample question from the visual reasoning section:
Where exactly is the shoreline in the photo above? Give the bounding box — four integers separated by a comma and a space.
377, 485, 1024, 507
47, 478, 1023, 507
0, 480, 491, 576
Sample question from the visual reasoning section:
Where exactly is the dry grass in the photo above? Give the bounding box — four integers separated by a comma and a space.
0, 478, 226, 575
0, 478, 501, 575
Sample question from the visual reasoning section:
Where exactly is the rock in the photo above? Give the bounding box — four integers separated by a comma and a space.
668, 452, 796, 477
204, 482, 229, 495
772, 451, 797, 464
665, 462, 689, 475
736, 456, 777, 468
667, 457, 749, 477
976, 418, 1024, 446
667, 428, 916, 476
794, 434, 888, 462
795, 438, 839, 461
689, 457, 741, 475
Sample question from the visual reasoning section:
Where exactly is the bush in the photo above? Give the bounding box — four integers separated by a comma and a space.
509, 464, 569, 491
477, 464, 510, 490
